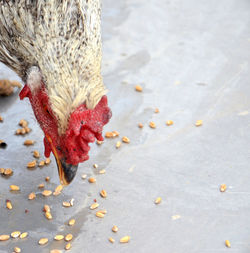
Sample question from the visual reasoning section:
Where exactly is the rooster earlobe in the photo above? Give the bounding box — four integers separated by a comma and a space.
19, 84, 31, 100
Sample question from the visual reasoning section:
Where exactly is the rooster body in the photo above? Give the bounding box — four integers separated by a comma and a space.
0, 0, 111, 184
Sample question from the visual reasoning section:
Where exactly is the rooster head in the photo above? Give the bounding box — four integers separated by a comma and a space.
19, 67, 111, 185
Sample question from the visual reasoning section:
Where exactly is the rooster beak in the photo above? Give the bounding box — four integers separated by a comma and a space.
56, 158, 78, 185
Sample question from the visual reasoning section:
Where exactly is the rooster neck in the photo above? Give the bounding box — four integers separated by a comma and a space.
0, 0, 106, 134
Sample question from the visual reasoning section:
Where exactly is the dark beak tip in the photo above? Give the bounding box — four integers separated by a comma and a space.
60, 159, 79, 185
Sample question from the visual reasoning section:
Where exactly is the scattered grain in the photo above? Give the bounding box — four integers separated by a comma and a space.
10, 185, 20, 191
81, 174, 87, 179
11, 231, 21, 238
93, 163, 98, 169
96, 211, 105, 218
65, 234, 73, 242
155, 108, 159, 113
39, 161, 45, 167
120, 236, 130, 243
62, 202, 71, 207
27, 160, 37, 168
38, 183, 45, 189
28, 192, 36, 200
0, 235, 10, 241
166, 120, 174, 126
195, 120, 203, 127
88, 177, 96, 183
90, 203, 99, 210
149, 121, 156, 129
45, 158, 51, 165
122, 136, 130, 143
109, 237, 115, 243
138, 123, 143, 128
54, 235, 64, 241
33, 150, 40, 158
4, 168, 13, 176
220, 184, 227, 192
65, 243, 71, 250
96, 140, 103, 145
14, 247, 21, 253
154, 197, 162, 204
38, 238, 48, 245
135, 85, 143, 92
43, 205, 50, 213
45, 176, 50, 182
225, 240, 231, 248
116, 141, 121, 149
112, 226, 118, 233
6, 199, 12, 209
42, 190, 52, 197
45, 211, 52, 220
50, 250, 62, 253
68, 219, 75, 226
100, 189, 107, 198
99, 169, 106, 174
23, 140, 34, 146
20, 232, 28, 239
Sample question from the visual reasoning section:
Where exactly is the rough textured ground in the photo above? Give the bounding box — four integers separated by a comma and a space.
0, 0, 250, 252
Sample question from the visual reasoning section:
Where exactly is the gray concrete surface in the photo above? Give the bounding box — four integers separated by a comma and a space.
1, 0, 250, 252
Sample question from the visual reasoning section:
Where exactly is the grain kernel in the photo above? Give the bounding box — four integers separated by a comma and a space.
20, 232, 28, 239
24, 127, 31, 133
54, 235, 64, 241
149, 121, 156, 128
0, 235, 10, 241
105, 132, 114, 138
0, 168, 4, 174
195, 120, 203, 126
135, 85, 143, 92
154, 197, 162, 204
38, 183, 45, 188
45, 176, 50, 182
14, 247, 21, 253
4, 168, 13, 175
122, 136, 130, 143
225, 240, 231, 248
10, 185, 20, 191
166, 120, 174, 126
99, 169, 106, 174
50, 250, 62, 253
93, 163, 98, 168
120, 236, 130, 243
28, 192, 36, 200
45, 158, 51, 165
0, 115, 3, 122
42, 190, 52, 197
96, 140, 103, 145
112, 225, 118, 232
220, 184, 227, 192
88, 177, 96, 183
96, 211, 105, 218
62, 201, 71, 207
65, 243, 71, 250
27, 160, 37, 168
81, 174, 87, 179
45, 211, 52, 220
38, 161, 45, 167
68, 219, 75, 226
155, 108, 159, 113
109, 237, 115, 243
33, 150, 40, 158
138, 123, 143, 128
53, 184, 63, 195
38, 238, 48, 245
21, 128, 26, 135
23, 139, 34, 146
112, 131, 120, 137
11, 231, 21, 238
116, 141, 121, 149
100, 189, 107, 198
43, 205, 51, 213
99, 209, 107, 214
65, 234, 73, 242
90, 203, 99, 210
6, 199, 12, 209
19, 119, 28, 127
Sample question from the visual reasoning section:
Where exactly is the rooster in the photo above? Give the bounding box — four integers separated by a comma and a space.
0, 0, 112, 185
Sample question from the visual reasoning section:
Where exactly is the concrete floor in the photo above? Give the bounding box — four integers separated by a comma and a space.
1, 0, 250, 252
